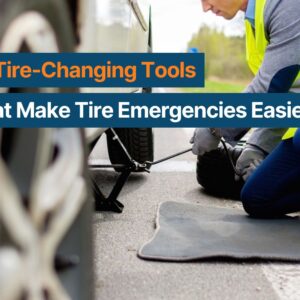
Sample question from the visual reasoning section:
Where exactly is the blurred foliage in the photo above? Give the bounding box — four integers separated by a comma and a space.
188, 26, 253, 81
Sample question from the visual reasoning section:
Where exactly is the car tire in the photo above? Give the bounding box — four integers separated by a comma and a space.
107, 128, 154, 172
56, 129, 94, 300
196, 144, 244, 199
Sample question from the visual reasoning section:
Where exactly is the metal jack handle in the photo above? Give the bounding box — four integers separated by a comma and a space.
92, 127, 243, 213
144, 148, 192, 171
92, 129, 193, 213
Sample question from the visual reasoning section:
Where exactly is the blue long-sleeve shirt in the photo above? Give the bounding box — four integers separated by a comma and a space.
245, 0, 255, 28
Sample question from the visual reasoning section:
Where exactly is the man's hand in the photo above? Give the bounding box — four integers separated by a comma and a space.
190, 128, 220, 156
235, 144, 266, 181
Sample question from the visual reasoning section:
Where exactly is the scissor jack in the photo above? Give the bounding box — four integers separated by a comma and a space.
90, 128, 192, 213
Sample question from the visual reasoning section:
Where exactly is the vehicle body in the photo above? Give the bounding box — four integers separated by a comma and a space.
74, 0, 154, 162
0, 0, 152, 299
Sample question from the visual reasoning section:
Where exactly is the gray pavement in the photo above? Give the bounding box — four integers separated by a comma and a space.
90, 128, 295, 300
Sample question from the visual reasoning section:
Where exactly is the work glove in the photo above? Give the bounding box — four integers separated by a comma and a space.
190, 128, 221, 156
234, 144, 266, 182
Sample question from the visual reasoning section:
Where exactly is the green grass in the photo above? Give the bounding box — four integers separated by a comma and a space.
183, 79, 246, 93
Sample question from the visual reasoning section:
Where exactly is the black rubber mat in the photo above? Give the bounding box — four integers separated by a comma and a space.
138, 201, 300, 262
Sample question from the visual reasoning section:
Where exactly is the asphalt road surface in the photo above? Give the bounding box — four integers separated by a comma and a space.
90, 128, 300, 300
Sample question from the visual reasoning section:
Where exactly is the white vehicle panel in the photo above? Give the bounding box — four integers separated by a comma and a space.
79, 0, 150, 94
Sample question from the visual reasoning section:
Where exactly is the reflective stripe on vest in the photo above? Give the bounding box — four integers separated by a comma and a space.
245, 0, 298, 139
282, 128, 297, 140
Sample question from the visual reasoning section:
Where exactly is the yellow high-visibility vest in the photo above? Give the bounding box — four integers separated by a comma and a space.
245, 0, 268, 75
245, 0, 299, 139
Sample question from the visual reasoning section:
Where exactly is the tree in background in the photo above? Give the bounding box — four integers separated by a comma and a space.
188, 26, 252, 81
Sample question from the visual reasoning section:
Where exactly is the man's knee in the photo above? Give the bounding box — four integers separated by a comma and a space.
241, 185, 274, 218
241, 185, 257, 216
